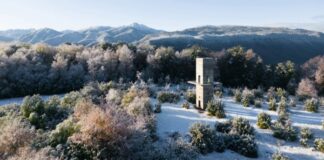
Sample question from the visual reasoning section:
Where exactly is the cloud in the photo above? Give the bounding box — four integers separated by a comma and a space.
268, 22, 324, 33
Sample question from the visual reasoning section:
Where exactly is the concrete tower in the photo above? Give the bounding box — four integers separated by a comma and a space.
196, 58, 214, 109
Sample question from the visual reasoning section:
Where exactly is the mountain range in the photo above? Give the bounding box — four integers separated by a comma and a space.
0, 23, 324, 63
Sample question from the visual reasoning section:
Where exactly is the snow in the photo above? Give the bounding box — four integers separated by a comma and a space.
0, 94, 65, 106
156, 96, 324, 160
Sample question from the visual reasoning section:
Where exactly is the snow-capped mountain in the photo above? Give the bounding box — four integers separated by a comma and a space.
0, 24, 324, 63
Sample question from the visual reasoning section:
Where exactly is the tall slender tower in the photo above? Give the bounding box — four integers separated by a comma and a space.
196, 58, 214, 109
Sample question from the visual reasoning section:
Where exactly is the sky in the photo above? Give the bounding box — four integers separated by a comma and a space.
0, 0, 324, 32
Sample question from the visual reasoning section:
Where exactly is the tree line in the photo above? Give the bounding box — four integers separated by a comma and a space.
0, 43, 323, 98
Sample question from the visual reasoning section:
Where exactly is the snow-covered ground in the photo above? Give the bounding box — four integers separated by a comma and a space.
0, 94, 65, 106
156, 97, 324, 160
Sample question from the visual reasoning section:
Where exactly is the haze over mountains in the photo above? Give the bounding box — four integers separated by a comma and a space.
0, 23, 323, 63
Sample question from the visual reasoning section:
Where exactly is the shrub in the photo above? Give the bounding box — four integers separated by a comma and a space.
252, 87, 264, 98
189, 123, 216, 154
230, 117, 254, 136
206, 100, 226, 118
314, 138, 324, 153
269, 98, 277, 111
267, 87, 276, 101
227, 134, 258, 158
234, 89, 242, 102
278, 98, 287, 115
215, 121, 232, 133
157, 92, 180, 103
215, 90, 223, 98
49, 118, 79, 147
61, 91, 82, 108
299, 127, 313, 147
254, 99, 262, 108
304, 98, 319, 112
105, 89, 123, 105
272, 151, 289, 160
257, 113, 272, 129
0, 119, 36, 158
185, 90, 196, 104
21, 95, 45, 118
127, 97, 152, 117
297, 78, 318, 99
241, 95, 250, 107
288, 97, 296, 107
276, 88, 288, 99
182, 102, 190, 109
154, 103, 162, 113
272, 122, 297, 141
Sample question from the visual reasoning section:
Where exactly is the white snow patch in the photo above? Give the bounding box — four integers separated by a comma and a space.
156, 96, 324, 160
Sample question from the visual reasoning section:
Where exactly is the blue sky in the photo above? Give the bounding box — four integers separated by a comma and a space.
0, 0, 324, 31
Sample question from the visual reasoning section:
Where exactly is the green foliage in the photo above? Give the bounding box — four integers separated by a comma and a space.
254, 99, 262, 108
185, 91, 196, 104
21, 95, 45, 118
49, 118, 79, 147
314, 138, 324, 153
215, 91, 223, 98
305, 98, 319, 112
241, 96, 250, 107
234, 89, 242, 103
276, 88, 288, 99
230, 117, 254, 136
21, 95, 68, 129
206, 99, 226, 118
299, 127, 313, 147
257, 113, 272, 129
189, 123, 224, 154
272, 151, 289, 160
61, 91, 82, 108
154, 103, 162, 113
182, 102, 190, 109
157, 92, 180, 103
278, 97, 287, 115
272, 122, 297, 141
269, 98, 277, 111
227, 134, 258, 158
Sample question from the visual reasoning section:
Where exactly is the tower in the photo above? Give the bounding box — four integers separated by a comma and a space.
196, 58, 214, 109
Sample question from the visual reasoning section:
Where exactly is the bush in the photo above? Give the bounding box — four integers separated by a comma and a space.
21, 95, 45, 118
215, 121, 232, 133
189, 123, 216, 154
241, 95, 250, 107
206, 100, 226, 118
154, 103, 162, 113
157, 92, 180, 103
314, 138, 324, 153
278, 98, 287, 115
49, 118, 79, 147
0, 119, 36, 158
227, 134, 258, 158
272, 151, 289, 160
241, 88, 255, 107
252, 87, 264, 98
276, 88, 288, 99
127, 97, 152, 117
299, 127, 313, 147
230, 117, 254, 136
288, 97, 296, 107
215, 91, 223, 98
254, 99, 262, 108
234, 89, 242, 103
61, 91, 82, 108
272, 122, 297, 141
182, 102, 190, 109
269, 98, 277, 111
257, 113, 272, 129
297, 78, 318, 99
305, 98, 319, 112
267, 87, 276, 101
185, 90, 196, 104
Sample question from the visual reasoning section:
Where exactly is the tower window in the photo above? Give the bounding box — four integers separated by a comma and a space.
198, 75, 201, 84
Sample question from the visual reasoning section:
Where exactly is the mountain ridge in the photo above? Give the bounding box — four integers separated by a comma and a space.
0, 24, 323, 63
